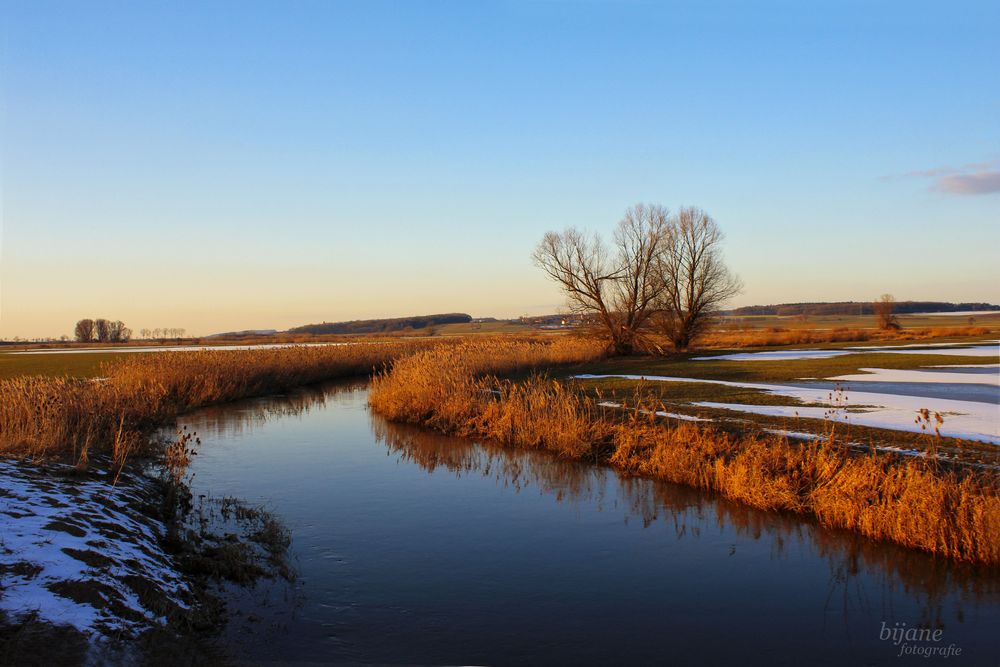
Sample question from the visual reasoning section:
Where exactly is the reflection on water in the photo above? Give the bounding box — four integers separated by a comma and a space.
376, 415, 1000, 624
179, 381, 1000, 665
182, 379, 363, 439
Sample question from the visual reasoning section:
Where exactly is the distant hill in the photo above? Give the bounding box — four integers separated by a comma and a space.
727, 301, 1000, 317
205, 329, 278, 339
288, 313, 472, 335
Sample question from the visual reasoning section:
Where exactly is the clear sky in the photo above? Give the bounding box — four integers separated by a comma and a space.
2, 0, 998, 338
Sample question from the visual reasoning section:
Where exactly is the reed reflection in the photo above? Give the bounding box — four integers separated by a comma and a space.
370, 402, 1000, 628
178, 379, 366, 438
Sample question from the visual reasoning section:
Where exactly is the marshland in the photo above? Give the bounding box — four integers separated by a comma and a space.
4, 2, 1000, 665
2, 322, 999, 663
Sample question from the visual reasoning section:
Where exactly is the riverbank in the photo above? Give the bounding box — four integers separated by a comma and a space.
0, 458, 205, 664
0, 341, 441, 662
0, 450, 299, 664
369, 338, 1000, 565
0, 340, 438, 463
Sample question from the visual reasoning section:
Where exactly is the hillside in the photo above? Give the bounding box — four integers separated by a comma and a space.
288, 313, 472, 335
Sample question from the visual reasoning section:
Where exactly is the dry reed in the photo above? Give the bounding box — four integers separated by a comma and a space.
698, 325, 990, 349
369, 338, 1000, 565
0, 341, 434, 464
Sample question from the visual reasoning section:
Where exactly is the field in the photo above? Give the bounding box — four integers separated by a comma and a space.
0, 351, 124, 379
2, 322, 998, 663
3, 325, 997, 561
720, 310, 1000, 331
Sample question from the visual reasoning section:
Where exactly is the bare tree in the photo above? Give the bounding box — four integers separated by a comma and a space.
94, 319, 112, 342
107, 320, 132, 342
654, 208, 742, 350
533, 204, 670, 354
874, 294, 899, 330
74, 319, 96, 343
139, 328, 151, 339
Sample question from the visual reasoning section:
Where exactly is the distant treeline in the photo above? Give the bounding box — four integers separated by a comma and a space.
727, 302, 1000, 317
288, 313, 472, 335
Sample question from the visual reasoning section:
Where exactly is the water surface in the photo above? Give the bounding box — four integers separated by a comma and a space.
178, 382, 1000, 665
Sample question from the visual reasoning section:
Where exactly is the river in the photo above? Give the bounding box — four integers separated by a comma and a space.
176, 380, 1000, 665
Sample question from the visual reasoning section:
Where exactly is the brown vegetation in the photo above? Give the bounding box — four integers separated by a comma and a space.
697, 325, 990, 349
0, 341, 434, 464
369, 338, 1000, 565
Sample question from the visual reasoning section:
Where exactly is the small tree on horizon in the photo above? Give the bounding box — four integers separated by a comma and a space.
108, 320, 132, 343
74, 319, 96, 343
875, 293, 899, 330
94, 319, 112, 342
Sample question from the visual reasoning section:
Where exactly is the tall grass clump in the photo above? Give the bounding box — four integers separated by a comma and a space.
368, 336, 605, 440
369, 339, 1000, 565
0, 341, 433, 464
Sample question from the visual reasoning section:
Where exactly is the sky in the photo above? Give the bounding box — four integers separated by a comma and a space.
1, 0, 998, 339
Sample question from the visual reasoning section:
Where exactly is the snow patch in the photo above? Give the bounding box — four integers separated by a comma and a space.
575, 374, 1000, 444
826, 367, 1000, 386
0, 460, 191, 640
597, 401, 713, 422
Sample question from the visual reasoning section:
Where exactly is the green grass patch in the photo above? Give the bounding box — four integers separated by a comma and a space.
572, 377, 810, 407
0, 352, 123, 379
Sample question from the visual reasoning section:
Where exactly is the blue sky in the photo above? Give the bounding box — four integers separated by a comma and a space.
2, 0, 998, 337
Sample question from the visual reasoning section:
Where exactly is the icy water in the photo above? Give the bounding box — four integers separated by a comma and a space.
178, 381, 1000, 665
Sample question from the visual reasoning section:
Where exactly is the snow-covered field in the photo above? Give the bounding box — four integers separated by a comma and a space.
577, 372, 1000, 443
0, 460, 191, 642
693, 395, 999, 444
827, 365, 999, 385
606, 341, 998, 443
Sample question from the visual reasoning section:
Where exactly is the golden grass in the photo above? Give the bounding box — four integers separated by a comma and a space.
369, 338, 1000, 565
698, 325, 990, 348
0, 341, 433, 464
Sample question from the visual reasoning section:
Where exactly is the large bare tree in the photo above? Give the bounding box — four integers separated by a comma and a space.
654, 207, 742, 350
533, 204, 670, 354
